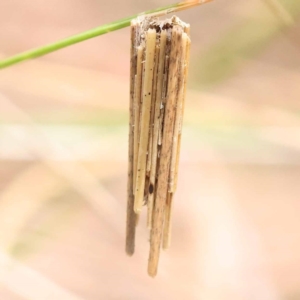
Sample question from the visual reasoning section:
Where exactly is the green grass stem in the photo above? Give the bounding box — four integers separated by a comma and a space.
0, 0, 212, 69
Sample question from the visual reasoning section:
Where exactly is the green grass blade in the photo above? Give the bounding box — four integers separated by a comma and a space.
0, 0, 212, 69
0, 18, 131, 69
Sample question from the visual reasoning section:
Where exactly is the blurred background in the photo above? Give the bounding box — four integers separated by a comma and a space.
0, 0, 300, 299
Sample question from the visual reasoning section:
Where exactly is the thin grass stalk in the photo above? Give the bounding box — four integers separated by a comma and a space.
0, 0, 212, 69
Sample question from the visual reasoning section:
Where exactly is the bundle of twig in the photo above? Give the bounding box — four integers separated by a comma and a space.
126, 16, 191, 277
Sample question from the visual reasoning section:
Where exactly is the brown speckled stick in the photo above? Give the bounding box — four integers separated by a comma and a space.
126, 20, 138, 256
168, 32, 188, 194
146, 44, 160, 175
133, 45, 144, 193
134, 28, 157, 214
162, 192, 174, 249
148, 25, 183, 277
174, 25, 191, 192
163, 30, 189, 250
147, 30, 167, 229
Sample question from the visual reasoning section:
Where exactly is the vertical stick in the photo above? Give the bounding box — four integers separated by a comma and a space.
168, 33, 188, 193
133, 46, 144, 192
126, 21, 138, 256
158, 31, 171, 147
134, 28, 157, 214
162, 192, 173, 249
147, 30, 167, 229
163, 32, 187, 249
148, 26, 183, 277
174, 28, 191, 192
146, 45, 160, 174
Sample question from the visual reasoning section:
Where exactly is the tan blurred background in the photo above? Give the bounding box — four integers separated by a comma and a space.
0, 0, 300, 299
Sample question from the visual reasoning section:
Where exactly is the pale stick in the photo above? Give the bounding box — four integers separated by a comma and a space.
148, 25, 182, 277
134, 71, 141, 227
145, 45, 160, 225
146, 45, 160, 175
162, 192, 174, 249
147, 30, 167, 229
158, 31, 171, 147
126, 21, 138, 256
168, 32, 188, 193
163, 32, 188, 249
134, 29, 157, 214
174, 26, 191, 191
133, 46, 144, 193
158, 108, 163, 146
